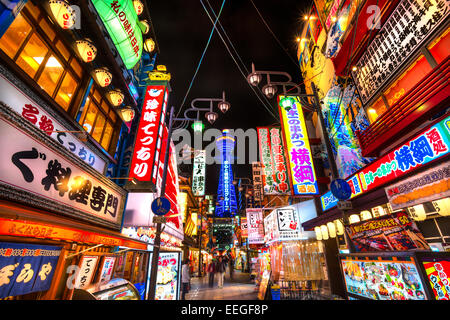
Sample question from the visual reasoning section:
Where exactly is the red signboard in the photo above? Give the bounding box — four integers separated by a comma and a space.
422, 259, 450, 300
129, 85, 167, 184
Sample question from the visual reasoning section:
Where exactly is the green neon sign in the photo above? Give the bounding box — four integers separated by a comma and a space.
92, 0, 143, 69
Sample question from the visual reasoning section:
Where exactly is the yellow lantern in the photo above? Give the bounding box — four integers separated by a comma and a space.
327, 222, 336, 238
49, 0, 76, 29
139, 20, 150, 34
107, 89, 124, 107
92, 68, 112, 87
118, 106, 135, 122
314, 226, 322, 241
76, 39, 97, 63
334, 219, 344, 235
133, 0, 144, 15
361, 210, 372, 221
408, 204, 427, 221
144, 38, 155, 52
432, 198, 450, 217
320, 225, 329, 240
372, 206, 386, 217
349, 214, 360, 224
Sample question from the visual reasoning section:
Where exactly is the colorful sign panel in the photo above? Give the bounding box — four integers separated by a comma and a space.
422, 258, 450, 300
92, 0, 143, 69
352, 0, 450, 103
345, 211, 430, 252
240, 217, 248, 238
99, 256, 116, 283
129, 85, 167, 185
0, 73, 106, 172
257, 127, 290, 194
385, 162, 450, 211
246, 208, 264, 244
74, 255, 99, 289
321, 115, 450, 211
148, 251, 181, 301
0, 116, 125, 226
251, 162, 264, 202
192, 150, 206, 197
264, 207, 303, 243
0, 242, 61, 299
340, 255, 427, 300
279, 96, 319, 196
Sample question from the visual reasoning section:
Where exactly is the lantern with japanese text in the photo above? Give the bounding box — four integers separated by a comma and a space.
349, 214, 360, 224
92, 68, 112, 87
144, 38, 155, 52
360, 210, 372, 221
432, 198, 450, 217
49, 0, 76, 29
320, 225, 329, 240
133, 0, 144, 15
408, 204, 427, 221
76, 39, 97, 63
314, 226, 322, 241
118, 106, 135, 122
334, 219, 344, 235
107, 89, 124, 107
327, 221, 336, 238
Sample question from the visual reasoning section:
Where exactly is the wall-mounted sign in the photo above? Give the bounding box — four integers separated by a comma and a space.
321, 115, 450, 211
421, 257, 450, 300
279, 96, 319, 196
352, 0, 450, 104
246, 208, 264, 244
74, 255, 99, 289
129, 85, 167, 185
92, 0, 143, 69
99, 256, 116, 283
252, 162, 264, 202
0, 115, 125, 227
386, 162, 450, 210
0, 242, 61, 299
264, 207, 303, 243
192, 150, 206, 197
0, 74, 106, 173
240, 217, 248, 238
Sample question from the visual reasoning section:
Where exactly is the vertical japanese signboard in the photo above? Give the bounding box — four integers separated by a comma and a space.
421, 256, 450, 300
192, 150, 206, 197
352, 0, 450, 104
0, 242, 61, 299
129, 85, 167, 185
246, 208, 265, 244
278, 96, 319, 196
257, 127, 290, 194
252, 162, 264, 202
74, 255, 99, 289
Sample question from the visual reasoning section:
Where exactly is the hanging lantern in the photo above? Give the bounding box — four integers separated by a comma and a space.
107, 89, 124, 107
144, 38, 155, 52
372, 206, 386, 217
92, 68, 112, 87
49, 0, 76, 29
76, 39, 97, 63
349, 214, 360, 224
218, 100, 231, 113
133, 0, 144, 15
139, 20, 150, 34
408, 204, 427, 221
262, 84, 277, 99
334, 219, 344, 235
360, 210, 372, 221
191, 120, 205, 133
205, 111, 218, 124
320, 225, 329, 240
279, 96, 296, 111
327, 222, 336, 238
118, 106, 135, 122
432, 198, 450, 217
314, 227, 322, 241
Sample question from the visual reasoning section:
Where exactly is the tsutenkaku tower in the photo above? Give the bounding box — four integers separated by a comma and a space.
215, 129, 238, 217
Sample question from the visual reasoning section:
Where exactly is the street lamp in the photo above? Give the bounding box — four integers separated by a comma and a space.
147, 92, 231, 300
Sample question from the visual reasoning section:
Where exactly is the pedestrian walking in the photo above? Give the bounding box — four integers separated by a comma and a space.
216, 256, 226, 288
181, 259, 190, 300
207, 259, 216, 288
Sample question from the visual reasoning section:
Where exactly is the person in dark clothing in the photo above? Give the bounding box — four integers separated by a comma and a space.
207, 259, 216, 288
216, 256, 226, 288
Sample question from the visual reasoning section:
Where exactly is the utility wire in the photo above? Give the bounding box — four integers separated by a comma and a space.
201, 0, 279, 121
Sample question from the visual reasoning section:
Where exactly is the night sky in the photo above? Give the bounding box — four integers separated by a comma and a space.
148, 0, 312, 194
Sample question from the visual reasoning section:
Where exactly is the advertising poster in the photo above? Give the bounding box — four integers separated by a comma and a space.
99, 256, 116, 283
147, 252, 181, 300
385, 162, 450, 211
341, 255, 427, 300
421, 256, 450, 300
345, 211, 430, 252
246, 208, 264, 244
74, 255, 99, 289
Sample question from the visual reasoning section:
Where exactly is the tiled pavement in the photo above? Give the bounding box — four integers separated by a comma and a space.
185, 271, 259, 300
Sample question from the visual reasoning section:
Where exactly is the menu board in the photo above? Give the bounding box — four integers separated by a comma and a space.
147, 252, 181, 300
420, 256, 450, 300
341, 255, 427, 300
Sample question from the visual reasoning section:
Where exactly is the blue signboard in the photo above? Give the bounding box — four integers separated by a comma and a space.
330, 179, 352, 200
151, 197, 171, 216
0, 242, 61, 298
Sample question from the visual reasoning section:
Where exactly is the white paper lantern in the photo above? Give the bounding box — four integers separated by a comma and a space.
76, 39, 97, 63
432, 198, 450, 217
320, 225, 329, 240
334, 219, 344, 235
107, 89, 124, 107
349, 214, 360, 224
408, 204, 427, 221
314, 226, 322, 241
119, 106, 135, 122
327, 222, 336, 238
372, 206, 386, 217
133, 0, 144, 15
361, 210, 373, 221
49, 0, 76, 29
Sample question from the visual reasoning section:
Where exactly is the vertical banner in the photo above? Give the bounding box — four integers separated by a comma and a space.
257, 127, 290, 194
129, 85, 167, 184
279, 96, 319, 196
246, 208, 265, 244
252, 162, 264, 202
240, 217, 248, 238
192, 150, 206, 197
0, 242, 61, 299
99, 256, 116, 283
74, 255, 99, 289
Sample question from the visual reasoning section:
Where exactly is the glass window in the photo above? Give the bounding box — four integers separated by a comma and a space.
93, 88, 102, 104
92, 113, 105, 142
71, 58, 83, 78
15, 33, 48, 78
100, 100, 109, 113
383, 54, 432, 107
428, 27, 450, 65
366, 97, 386, 123
37, 54, 64, 96
81, 102, 98, 133
25, 1, 41, 21
55, 72, 77, 110
101, 121, 114, 150
39, 18, 55, 42
109, 109, 117, 123
0, 13, 31, 59
56, 40, 70, 61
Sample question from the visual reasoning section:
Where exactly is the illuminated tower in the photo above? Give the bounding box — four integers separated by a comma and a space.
215, 129, 238, 217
